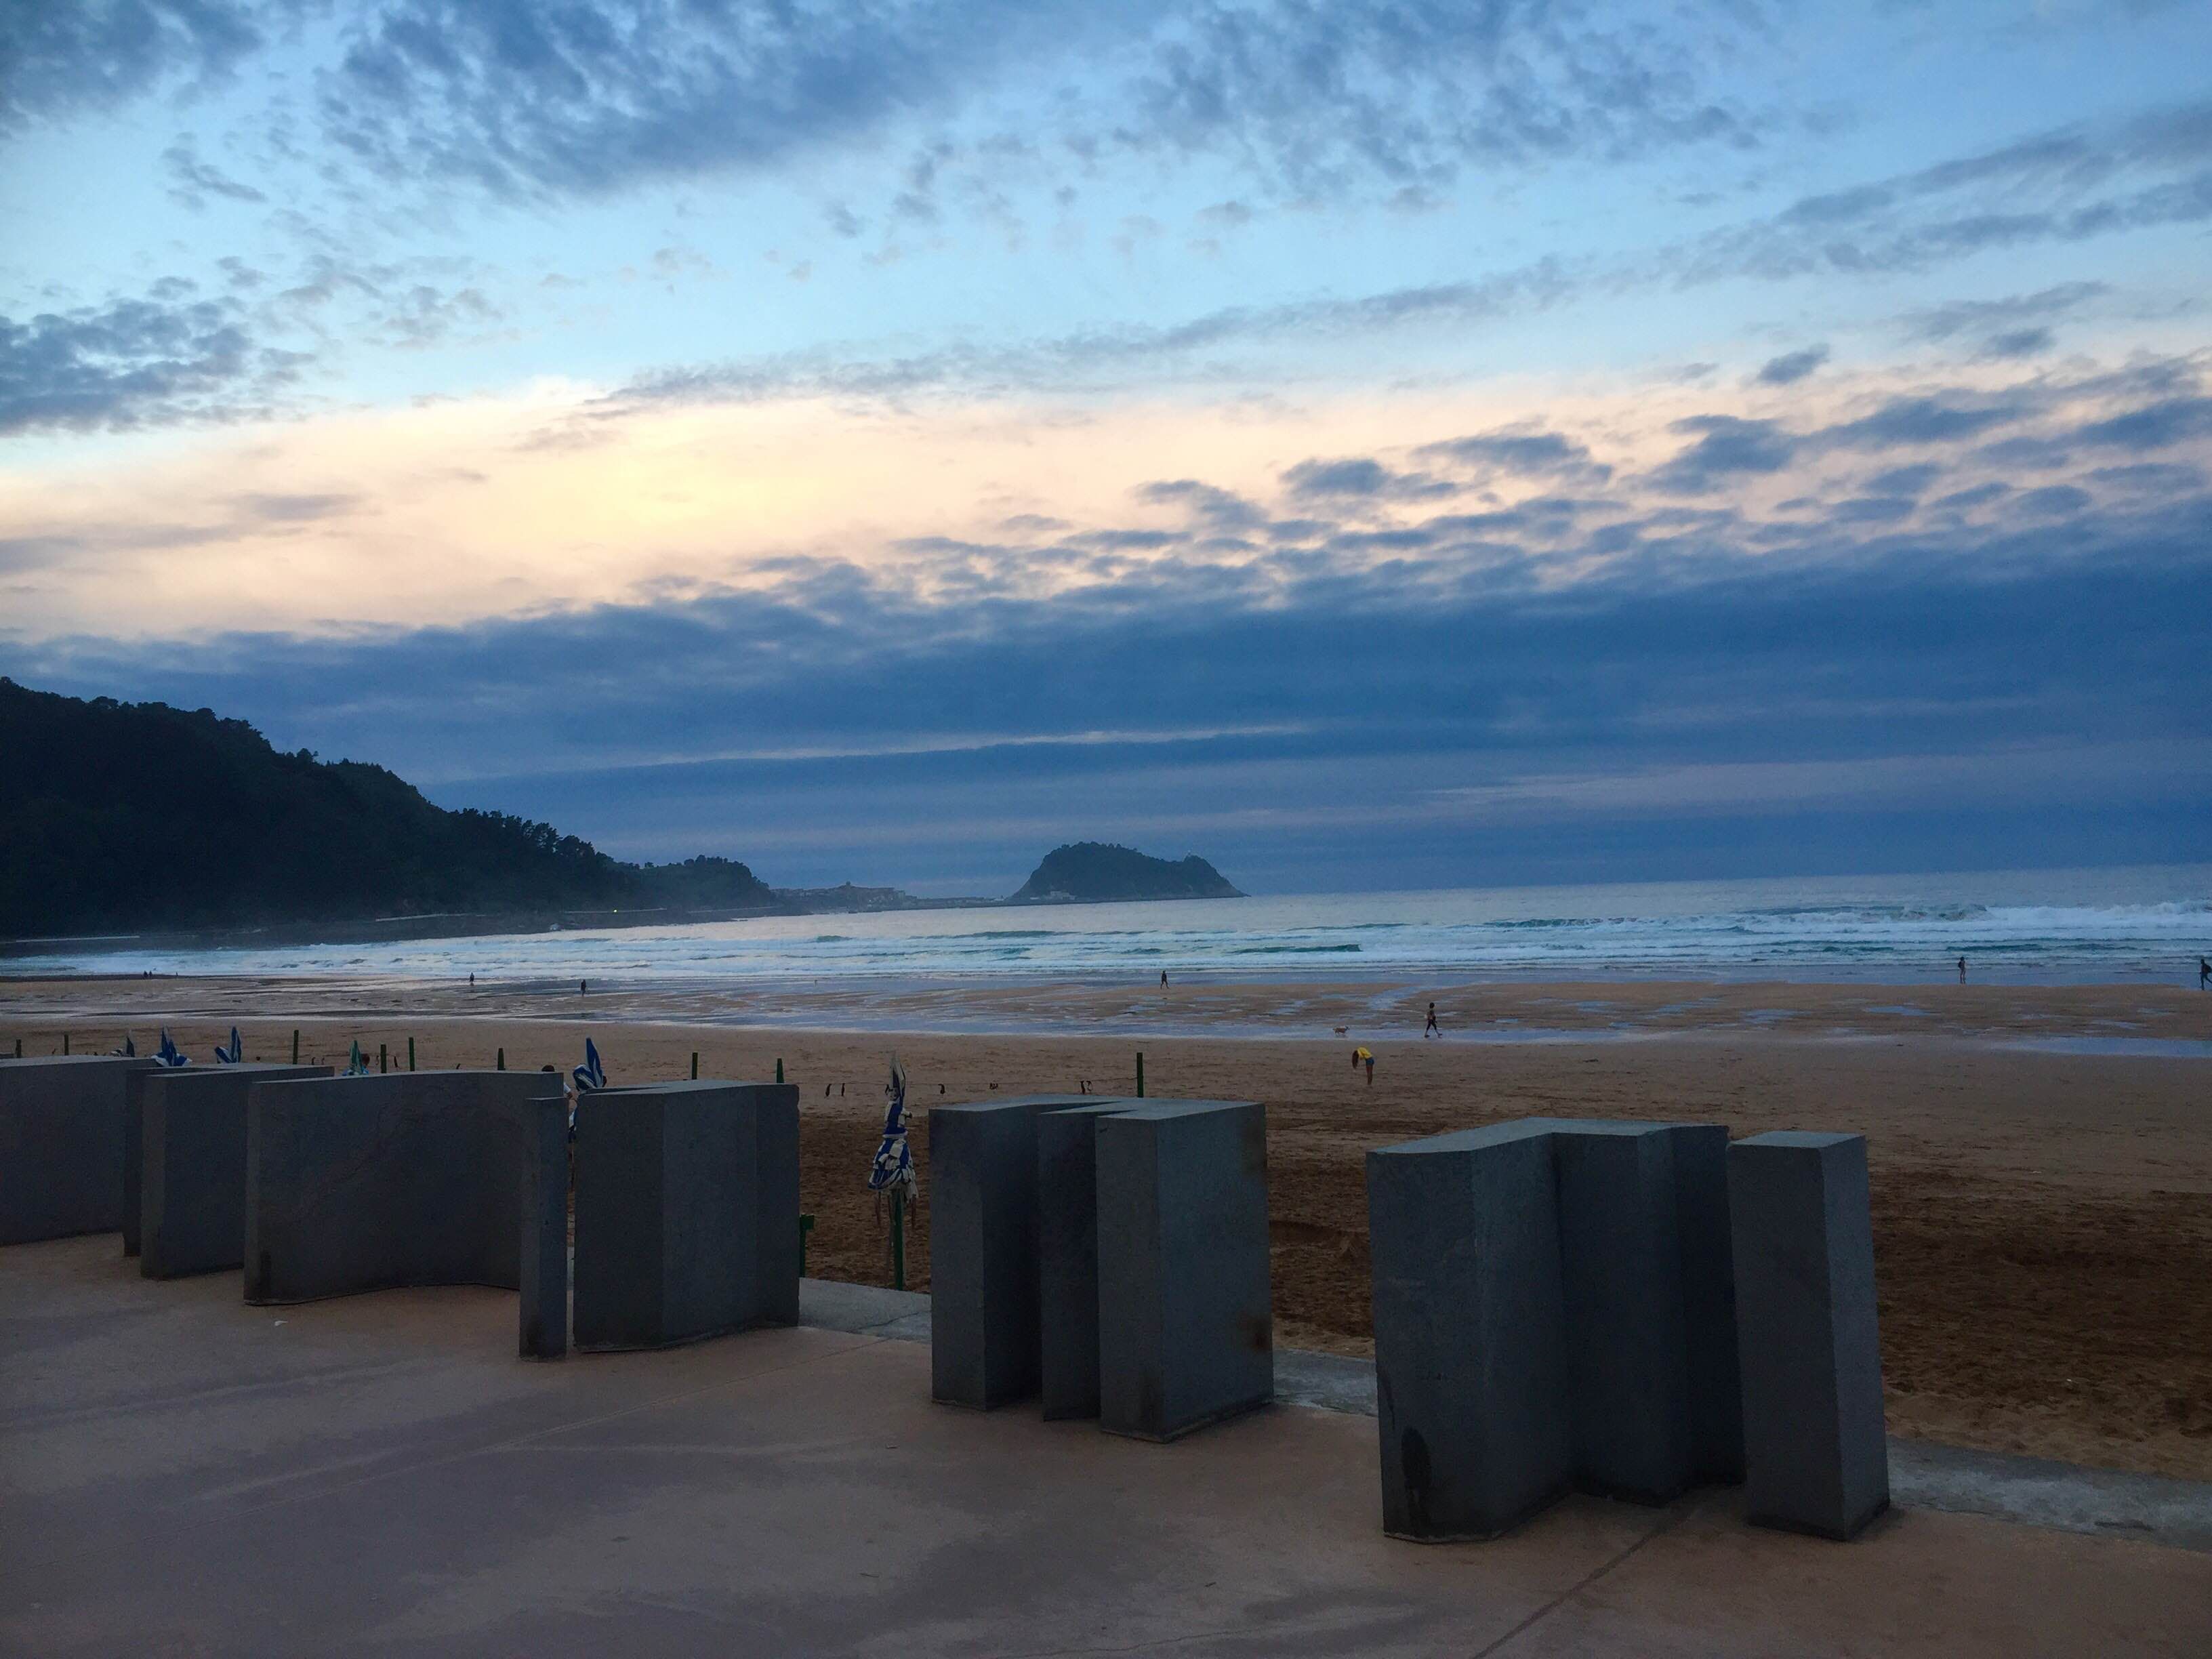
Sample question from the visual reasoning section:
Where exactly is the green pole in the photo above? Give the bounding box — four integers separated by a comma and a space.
800, 1213, 814, 1273
775, 1057, 784, 1084
497, 1047, 505, 1071
291, 1028, 299, 1064
62, 1032, 69, 1055
890, 1188, 906, 1292
379, 1043, 388, 1074
1135, 1050, 1145, 1097
690, 1050, 699, 1080
12, 1038, 19, 1058
408, 1037, 416, 1072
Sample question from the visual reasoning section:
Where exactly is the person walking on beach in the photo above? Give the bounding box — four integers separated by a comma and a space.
1957, 956, 1967, 985
1160, 970, 1169, 988
2200, 955, 2210, 989
1424, 1001, 1440, 1039
1353, 1046, 1374, 1085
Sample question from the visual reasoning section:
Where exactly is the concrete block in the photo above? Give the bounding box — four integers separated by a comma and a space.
136, 1065, 331, 1278
0, 1056, 150, 1245
926, 1096, 1096, 1408
245, 1071, 570, 1359
1094, 1100, 1272, 1441
1521, 1116, 1743, 1491
750, 1079, 803, 1330
1036, 1100, 1141, 1420
1663, 1122, 1744, 1483
1728, 1131, 1889, 1539
1368, 1122, 1572, 1540
1548, 1120, 1696, 1504
572, 1080, 800, 1351
123, 1071, 150, 1256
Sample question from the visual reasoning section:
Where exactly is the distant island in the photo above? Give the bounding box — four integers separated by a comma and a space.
0, 679, 1244, 946
1010, 842, 1244, 903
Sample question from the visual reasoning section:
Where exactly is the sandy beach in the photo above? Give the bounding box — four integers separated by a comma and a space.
5, 972, 2208, 1483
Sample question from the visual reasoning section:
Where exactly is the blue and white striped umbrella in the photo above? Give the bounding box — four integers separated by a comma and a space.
213, 1027, 243, 1064
571, 1038, 606, 1096
867, 1059, 915, 1197
152, 1029, 188, 1068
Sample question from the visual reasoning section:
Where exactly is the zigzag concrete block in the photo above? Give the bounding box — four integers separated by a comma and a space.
1547, 1120, 1698, 1504
1094, 1100, 1272, 1442
1035, 1099, 1142, 1420
136, 1064, 331, 1278
926, 1096, 1097, 1408
572, 1080, 800, 1351
0, 1056, 150, 1246
245, 1071, 569, 1358
1368, 1122, 1572, 1540
1728, 1131, 1889, 1539
1664, 1122, 1744, 1483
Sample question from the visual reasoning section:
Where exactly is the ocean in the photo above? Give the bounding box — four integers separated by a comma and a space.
12, 864, 2210, 987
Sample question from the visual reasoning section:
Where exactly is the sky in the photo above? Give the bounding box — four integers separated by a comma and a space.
3, 1, 2209, 895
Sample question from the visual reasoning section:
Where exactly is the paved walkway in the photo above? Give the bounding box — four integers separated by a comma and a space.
800, 1277, 2212, 1553
4, 1235, 2207, 1656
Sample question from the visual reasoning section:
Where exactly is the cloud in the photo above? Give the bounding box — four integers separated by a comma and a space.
1688, 100, 2212, 285
2013, 484, 2092, 517
1136, 479, 1264, 530
1415, 428, 1612, 483
1281, 456, 1453, 501
611, 258, 1575, 405
1904, 281, 2107, 349
1648, 416, 1797, 493
1756, 345, 1829, 386
15, 476, 2207, 888
0, 0, 268, 140
1984, 327, 2055, 359
0, 287, 302, 433
1864, 464, 1942, 497
306, 0, 1760, 211
316, 0, 1092, 201
161, 135, 267, 208
1818, 393, 2028, 449
231, 492, 362, 523
2071, 396, 2212, 451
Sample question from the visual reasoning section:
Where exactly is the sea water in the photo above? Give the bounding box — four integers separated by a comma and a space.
10, 864, 2210, 986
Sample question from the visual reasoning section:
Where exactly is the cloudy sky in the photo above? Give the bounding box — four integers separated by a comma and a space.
3, 1, 2209, 894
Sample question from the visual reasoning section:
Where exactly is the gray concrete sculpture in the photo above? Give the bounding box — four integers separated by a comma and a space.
134, 1064, 331, 1277
0, 1055, 150, 1245
1727, 1131, 1890, 1539
1367, 1122, 1573, 1540
1549, 1120, 1698, 1503
926, 1096, 1097, 1408
1036, 1100, 1143, 1420
572, 1080, 800, 1351
925, 1093, 1271, 1438
245, 1071, 569, 1358
1369, 1115, 1746, 1540
1094, 1099, 1273, 1441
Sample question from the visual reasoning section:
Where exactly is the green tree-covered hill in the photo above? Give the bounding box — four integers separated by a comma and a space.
0, 678, 774, 936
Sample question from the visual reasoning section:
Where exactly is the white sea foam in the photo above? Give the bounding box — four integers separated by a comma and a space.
12, 864, 2210, 986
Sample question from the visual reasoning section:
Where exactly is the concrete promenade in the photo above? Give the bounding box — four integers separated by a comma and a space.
3, 1235, 2207, 1656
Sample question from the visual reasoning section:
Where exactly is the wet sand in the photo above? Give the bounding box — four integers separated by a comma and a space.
5, 974, 2209, 1481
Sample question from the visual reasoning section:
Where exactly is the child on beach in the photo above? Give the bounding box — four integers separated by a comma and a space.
1353, 1046, 1373, 1084
1424, 1002, 1440, 1038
